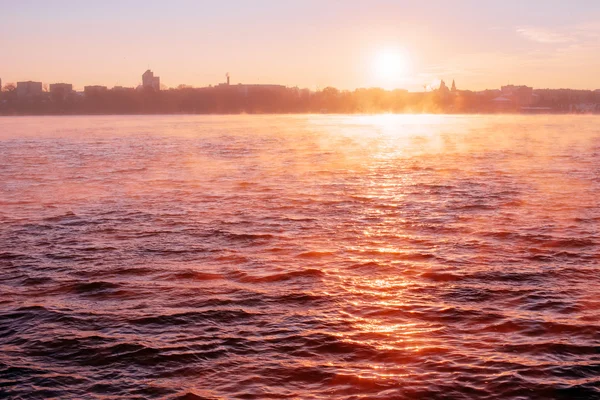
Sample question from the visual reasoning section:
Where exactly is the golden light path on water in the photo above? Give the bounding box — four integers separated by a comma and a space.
0, 114, 599, 399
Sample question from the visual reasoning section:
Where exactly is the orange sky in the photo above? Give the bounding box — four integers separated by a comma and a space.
1, 1, 600, 91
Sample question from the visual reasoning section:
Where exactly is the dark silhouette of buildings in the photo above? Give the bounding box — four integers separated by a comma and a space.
1, 71, 600, 115
16, 81, 43, 99
438, 80, 450, 95
49, 83, 74, 100
84, 85, 108, 95
142, 70, 160, 91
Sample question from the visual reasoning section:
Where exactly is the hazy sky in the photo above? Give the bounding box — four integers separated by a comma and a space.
2, 0, 600, 91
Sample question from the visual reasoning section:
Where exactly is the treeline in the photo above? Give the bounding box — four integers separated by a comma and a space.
0, 85, 598, 115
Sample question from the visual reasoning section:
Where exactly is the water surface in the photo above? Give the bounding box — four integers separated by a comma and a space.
0, 115, 599, 399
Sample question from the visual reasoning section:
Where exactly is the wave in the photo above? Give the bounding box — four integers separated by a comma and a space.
1, 115, 599, 399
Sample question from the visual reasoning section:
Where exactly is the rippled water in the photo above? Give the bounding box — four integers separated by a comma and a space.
0, 115, 599, 399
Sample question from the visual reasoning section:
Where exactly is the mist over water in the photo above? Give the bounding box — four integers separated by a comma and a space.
0, 115, 599, 399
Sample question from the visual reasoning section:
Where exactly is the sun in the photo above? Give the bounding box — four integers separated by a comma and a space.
372, 49, 411, 88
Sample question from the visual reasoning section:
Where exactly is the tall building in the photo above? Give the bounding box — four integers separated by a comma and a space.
16, 81, 43, 99
451, 80, 457, 92
49, 83, 73, 96
49, 83, 74, 101
84, 85, 108, 96
142, 69, 160, 91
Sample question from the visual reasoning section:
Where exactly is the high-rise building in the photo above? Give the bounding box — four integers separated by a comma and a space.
49, 83, 74, 102
16, 81, 43, 99
142, 70, 160, 91
49, 83, 73, 96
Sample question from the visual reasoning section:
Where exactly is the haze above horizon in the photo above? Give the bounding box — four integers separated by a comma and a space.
2, 0, 600, 91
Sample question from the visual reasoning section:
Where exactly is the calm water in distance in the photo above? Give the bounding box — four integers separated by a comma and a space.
0, 115, 599, 399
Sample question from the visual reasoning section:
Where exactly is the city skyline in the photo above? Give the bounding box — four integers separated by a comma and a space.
2, 1, 600, 91
4, 69, 600, 95
3, 66, 599, 116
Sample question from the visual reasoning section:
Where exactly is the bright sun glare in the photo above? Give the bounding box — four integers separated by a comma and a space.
372, 49, 411, 88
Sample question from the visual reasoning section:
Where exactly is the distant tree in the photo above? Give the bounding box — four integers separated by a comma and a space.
3, 83, 16, 92
322, 86, 339, 97
43, 83, 49, 92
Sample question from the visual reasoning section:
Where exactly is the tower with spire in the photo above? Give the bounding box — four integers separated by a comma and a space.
451, 79, 457, 93
438, 79, 450, 94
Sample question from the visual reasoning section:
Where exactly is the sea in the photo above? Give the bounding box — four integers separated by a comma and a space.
0, 115, 599, 399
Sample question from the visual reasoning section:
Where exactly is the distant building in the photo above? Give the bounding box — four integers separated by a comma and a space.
16, 81, 43, 99
49, 83, 73, 99
451, 80, 457, 93
84, 85, 108, 96
113, 86, 133, 91
570, 103, 598, 113
476, 89, 501, 97
501, 85, 535, 106
215, 73, 232, 88
211, 75, 287, 96
234, 83, 287, 97
142, 70, 160, 91
438, 80, 450, 94
491, 95, 514, 111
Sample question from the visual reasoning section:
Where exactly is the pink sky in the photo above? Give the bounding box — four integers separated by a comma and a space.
1, 1, 600, 91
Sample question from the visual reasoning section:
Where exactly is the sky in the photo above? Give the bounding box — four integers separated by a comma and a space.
1, 0, 600, 91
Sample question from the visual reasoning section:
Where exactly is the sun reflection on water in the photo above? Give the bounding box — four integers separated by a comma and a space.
1, 115, 599, 398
